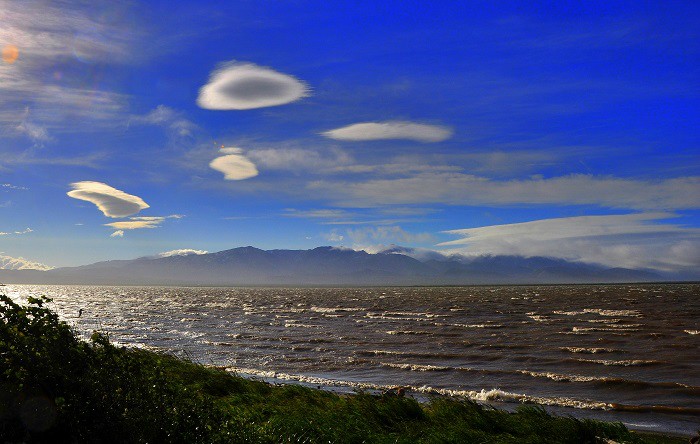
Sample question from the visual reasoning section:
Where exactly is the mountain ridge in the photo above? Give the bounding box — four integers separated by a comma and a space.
0, 246, 676, 285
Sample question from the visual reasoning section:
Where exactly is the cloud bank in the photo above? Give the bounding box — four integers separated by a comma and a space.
0, 254, 53, 270
439, 213, 700, 271
322, 121, 453, 142
309, 173, 700, 210
197, 62, 309, 110
158, 249, 208, 258
210, 147, 259, 180
67, 181, 149, 218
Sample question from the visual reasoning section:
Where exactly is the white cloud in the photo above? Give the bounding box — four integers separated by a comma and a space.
197, 62, 310, 110
0, 254, 53, 271
210, 147, 259, 180
322, 121, 453, 142
158, 249, 208, 257
67, 181, 149, 218
110, 230, 124, 238
104, 215, 182, 235
308, 173, 700, 210
438, 213, 700, 271
0, 227, 33, 236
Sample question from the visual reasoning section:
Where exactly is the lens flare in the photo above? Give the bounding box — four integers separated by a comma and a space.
2, 45, 19, 64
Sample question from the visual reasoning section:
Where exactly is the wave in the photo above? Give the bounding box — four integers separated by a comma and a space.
356, 350, 463, 359
573, 358, 662, 367
381, 362, 451, 372
560, 347, 621, 354
553, 309, 642, 318
571, 327, 640, 333
414, 387, 613, 411
685, 330, 700, 335
515, 371, 700, 393
386, 330, 430, 335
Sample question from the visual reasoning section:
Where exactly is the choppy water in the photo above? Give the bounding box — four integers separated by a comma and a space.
5, 284, 699, 435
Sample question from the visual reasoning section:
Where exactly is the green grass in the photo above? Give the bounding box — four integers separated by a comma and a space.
0, 295, 688, 443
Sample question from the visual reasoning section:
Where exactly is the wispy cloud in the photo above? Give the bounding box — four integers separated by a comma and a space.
283, 208, 353, 219
67, 181, 149, 218
345, 226, 435, 245
1, 183, 28, 191
322, 121, 453, 142
104, 215, 182, 235
129, 105, 198, 138
14, 108, 51, 146
0, 253, 53, 270
0, 0, 135, 133
439, 213, 700, 271
197, 62, 310, 110
247, 146, 353, 173
309, 173, 700, 210
0, 227, 33, 236
210, 147, 259, 180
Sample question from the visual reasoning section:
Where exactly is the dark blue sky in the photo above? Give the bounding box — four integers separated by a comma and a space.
0, 0, 698, 272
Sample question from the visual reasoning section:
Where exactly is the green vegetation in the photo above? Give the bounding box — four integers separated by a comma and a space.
0, 295, 686, 443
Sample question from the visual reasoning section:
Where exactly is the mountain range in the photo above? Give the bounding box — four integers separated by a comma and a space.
0, 246, 682, 286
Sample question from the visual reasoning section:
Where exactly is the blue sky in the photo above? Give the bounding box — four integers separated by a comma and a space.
0, 0, 698, 273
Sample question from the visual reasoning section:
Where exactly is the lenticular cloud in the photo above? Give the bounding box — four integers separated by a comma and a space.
322, 121, 453, 143
210, 147, 259, 180
67, 181, 149, 218
197, 62, 310, 110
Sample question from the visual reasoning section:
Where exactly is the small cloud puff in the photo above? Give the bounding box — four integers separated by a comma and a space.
210, 147, 258, 180
158, 249, 208, 258
67, 181, 149, 218
322, 121, 453, 143
110, 230, 124, 238
197, 62, 310, 110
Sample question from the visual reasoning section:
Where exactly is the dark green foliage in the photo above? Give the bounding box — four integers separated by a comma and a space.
0, 296, 686, 443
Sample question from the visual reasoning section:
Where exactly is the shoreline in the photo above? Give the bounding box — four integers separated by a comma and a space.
225, 367, 695, 439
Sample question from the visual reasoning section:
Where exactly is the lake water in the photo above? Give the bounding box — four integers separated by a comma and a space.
5, 284, 699, 436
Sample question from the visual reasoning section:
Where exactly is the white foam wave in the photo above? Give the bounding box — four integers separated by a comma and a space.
414, 387, 612, 411
381, 362, 451, 372
452, 323, 504, 329
560, 347, 620, 354
576, 359, 660, 367
554, 309, 642, 318
225, 367, 612, 411
684, 330, 700, 335
386, 330, 430, 335
516, 370, 603, 383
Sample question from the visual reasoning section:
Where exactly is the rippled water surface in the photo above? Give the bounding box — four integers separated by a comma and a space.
6, 284, 699, 435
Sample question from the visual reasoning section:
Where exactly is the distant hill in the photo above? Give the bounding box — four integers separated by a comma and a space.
0, 246, 673, 285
